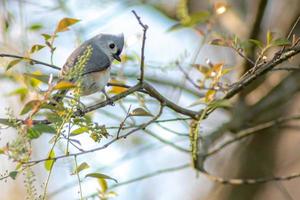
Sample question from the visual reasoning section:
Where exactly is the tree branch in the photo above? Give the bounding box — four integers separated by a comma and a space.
22, 104, 164, 166
204, 114, 300, 158
132, 10, 148, 83
0, 53, 61, 70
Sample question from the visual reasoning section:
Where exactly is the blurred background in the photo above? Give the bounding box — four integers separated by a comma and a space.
0, 0, 300, 199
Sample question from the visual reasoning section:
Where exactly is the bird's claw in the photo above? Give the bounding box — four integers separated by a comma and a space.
74, 107, 85, 116
107, 98, 115, 106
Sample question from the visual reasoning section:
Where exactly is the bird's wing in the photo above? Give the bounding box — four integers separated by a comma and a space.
83, 43, 111, 75
61, 41, 111, 78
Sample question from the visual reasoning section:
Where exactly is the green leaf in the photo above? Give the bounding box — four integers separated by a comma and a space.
189, 11, 210, 25
98, 178, 108, 192
8, 87, 28, 101
208, 99, 232, 109
71, 127, 88, 136
41, 33, 52, 41
266, 31, 273, 45
30, 44, 45, 54
248, 39, 263, 48
0, 119, 13, 126
205, 90, 216, 103
0, 148, 5, 154
28, 23, 43, 31
85, 172, 117, 183
193, 64, 210, 74
27, 128, 42, 139
46, 112, 63, 123
105, 191, 118, 198
6, 59, 21, 71
72, 162, 90, 175
55, 18, 80, 33
272, 38, 291, 46
28, 124, 56, 139
129, 108, 153, 117
20, 100, 41, 115
209, 38, 227, 46
54, 81, 76, 90
44, 149, 55, 171
24, 73, 52, 84
9, 171, 18, 180
166, 23, 185, 32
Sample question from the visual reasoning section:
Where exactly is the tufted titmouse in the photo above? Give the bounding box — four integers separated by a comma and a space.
52, 33, 124, 104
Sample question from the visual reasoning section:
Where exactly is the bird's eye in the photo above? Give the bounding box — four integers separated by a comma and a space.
109, 43, 115, 49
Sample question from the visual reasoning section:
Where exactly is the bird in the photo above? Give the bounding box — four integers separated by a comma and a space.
52, 33, 124, 106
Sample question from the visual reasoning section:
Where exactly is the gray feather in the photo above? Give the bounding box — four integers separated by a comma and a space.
62, 39, 111, 78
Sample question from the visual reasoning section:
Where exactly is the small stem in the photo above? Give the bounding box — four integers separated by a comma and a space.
132, 10, 148, 83
74, 156, 83, 200
0, 53, 60, 70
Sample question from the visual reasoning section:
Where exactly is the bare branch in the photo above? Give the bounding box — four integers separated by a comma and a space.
205, 114, 300, 158
224, 46, 300, 99
201, 168, 300, 185
144, 129, 190, 153
0, 53, 60, 70
22, 104, 164, 166
110, 163, 189, 189
132, 10, 148, 83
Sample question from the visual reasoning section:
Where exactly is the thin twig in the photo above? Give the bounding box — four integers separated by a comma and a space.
132, 10, 148, 83
22, 104, 164, 166
0, 53, 60, 70
201, 168, 300, 185
224, 46, 300, 100
280, 15, 300, 54
116, 105, 132, 138
144, 129, 190, 153
110, 163, 189, 189
84, 163, 190, 199
74, 156, 83, 200
205, 114, 300, 157
233, 47, 255, 65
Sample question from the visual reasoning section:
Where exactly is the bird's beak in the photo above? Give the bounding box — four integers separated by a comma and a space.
113, 54, 121, 62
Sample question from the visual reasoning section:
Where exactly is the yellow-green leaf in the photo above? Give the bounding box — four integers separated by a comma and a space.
209, 38, 227, 46
109, 79, 127, 94
205, 90, 216, 103
266, 31, 273, 45
248, 39, 263, 48
272, 38, 291, 46
71, 127, 88, 136
72, 162, 90, 175
30, 44, 45, 54
98, 178, 108, 193
129, 108, 153, 117
54, 81, 76, 90
8, 87, 28, 101
0, 148, 5, 154
55, 18, 80, 33
193, 64, 210, 74
208, 99, 231, 109
24, 73, 52, 84
41, 33, 52, 41
6, 59, 21, 71
189, 11, 210, 25
105, 191, 118, 198
0, 119, 13, 126
28, 23, 43, 31
44, 149, 55, 171
20, 100, 41, 115
85, 172, 117, 183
